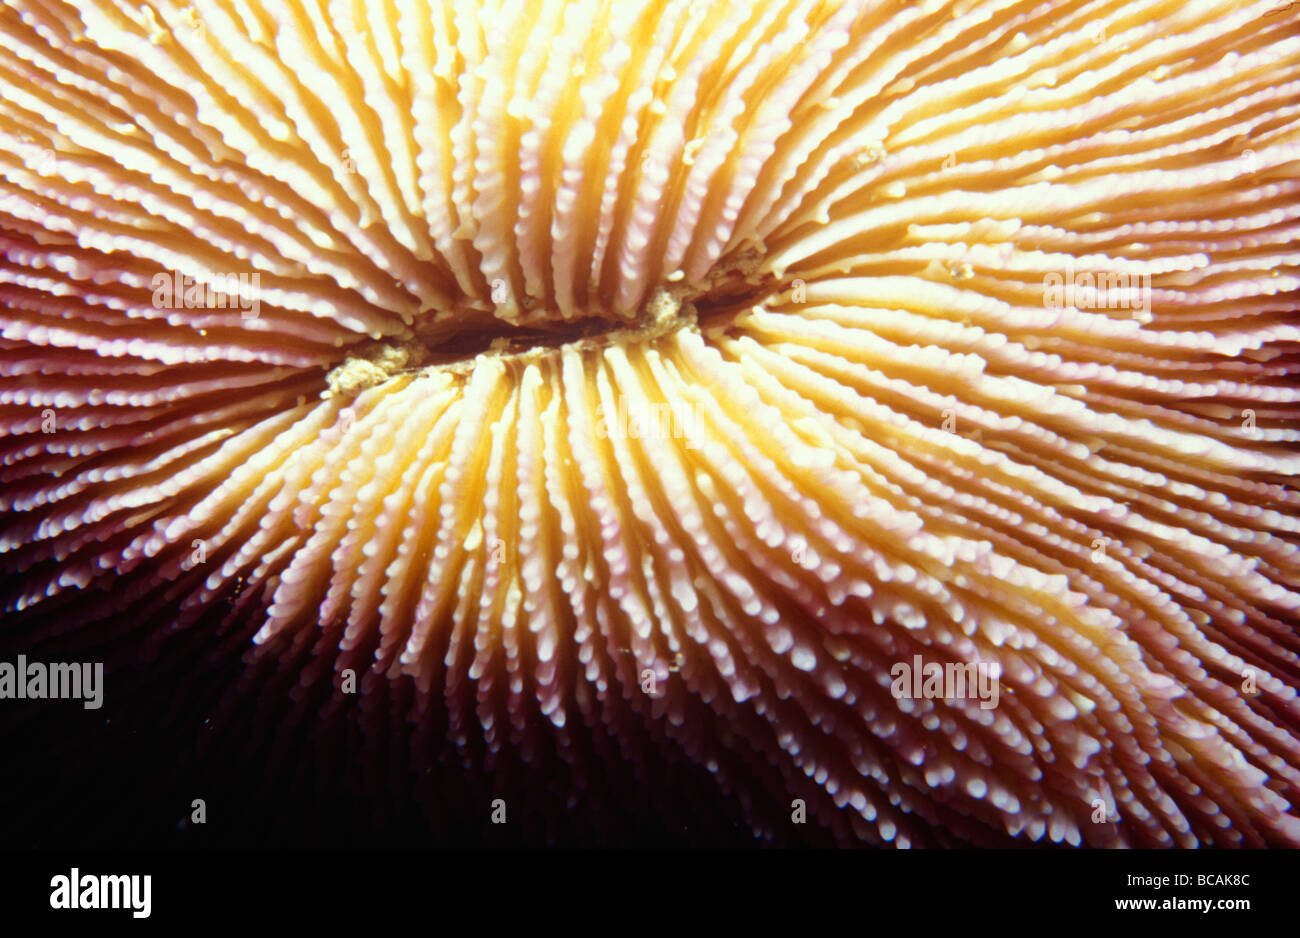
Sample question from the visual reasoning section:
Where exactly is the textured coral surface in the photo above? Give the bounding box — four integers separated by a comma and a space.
2, 0, 1300, 846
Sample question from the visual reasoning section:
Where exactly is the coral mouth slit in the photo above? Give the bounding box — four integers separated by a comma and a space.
327, 254, 778, 387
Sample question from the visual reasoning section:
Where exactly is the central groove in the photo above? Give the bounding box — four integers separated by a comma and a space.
324, 258, 779, 394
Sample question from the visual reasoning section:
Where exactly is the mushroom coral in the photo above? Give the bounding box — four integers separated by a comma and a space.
2, 0, 1300, 847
